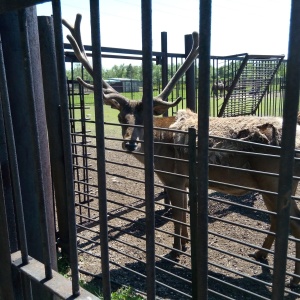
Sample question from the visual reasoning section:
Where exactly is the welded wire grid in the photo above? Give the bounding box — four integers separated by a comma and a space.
218, 55, 284, 118
67, 79, 300, 298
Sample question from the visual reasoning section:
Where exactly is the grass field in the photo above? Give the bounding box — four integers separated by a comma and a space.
68, 90, 285, 137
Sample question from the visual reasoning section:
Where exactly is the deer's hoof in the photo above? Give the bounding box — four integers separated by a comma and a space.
170, 249, 180, 260
249, 251, 268, 261
181, 238, 189, 247
182, 244, 188, 252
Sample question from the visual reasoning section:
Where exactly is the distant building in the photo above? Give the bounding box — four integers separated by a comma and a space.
106, 78, 141, 93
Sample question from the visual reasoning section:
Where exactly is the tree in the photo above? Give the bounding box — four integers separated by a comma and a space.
66, 63, 93, 82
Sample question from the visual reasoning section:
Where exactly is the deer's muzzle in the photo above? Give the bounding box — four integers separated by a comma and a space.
123, 140, 138, 151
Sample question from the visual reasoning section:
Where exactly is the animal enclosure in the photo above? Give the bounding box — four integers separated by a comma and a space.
65, 34, 300, 299
1, 1, 300, 300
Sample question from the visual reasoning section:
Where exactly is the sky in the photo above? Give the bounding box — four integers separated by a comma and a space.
36, 0, 292, 69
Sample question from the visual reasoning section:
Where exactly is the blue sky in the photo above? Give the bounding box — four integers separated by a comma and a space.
37, 0, 291, 68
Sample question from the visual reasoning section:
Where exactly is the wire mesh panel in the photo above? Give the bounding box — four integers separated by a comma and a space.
218, 54, 285, 117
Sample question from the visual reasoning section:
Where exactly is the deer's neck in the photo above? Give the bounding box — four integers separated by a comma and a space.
131, 116, 176, 164
153, 116, 176, 143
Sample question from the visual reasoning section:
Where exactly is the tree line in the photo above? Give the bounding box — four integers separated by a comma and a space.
66, 60, 286, 87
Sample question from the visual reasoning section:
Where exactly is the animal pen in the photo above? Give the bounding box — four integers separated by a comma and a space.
1, 1, 300, 300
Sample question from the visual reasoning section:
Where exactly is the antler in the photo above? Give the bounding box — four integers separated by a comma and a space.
156, 31, 199, 102
151, 31, 199, 114
62, 14, 128, 108
62, 14, 92, 74
63, 14, 199, 114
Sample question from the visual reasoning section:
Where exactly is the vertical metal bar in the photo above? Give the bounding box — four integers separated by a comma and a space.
0, 32, 29, 264
197, 0, 212, 298
161, 31, 168, 116
0, 34, 34, 299
18, 7, 53, 280
188, 127, 198, 300
1, 11, 58, 288
185, 34, 196, 111
141, 0, 156, 299
161, 31, 168, 91
51, 0, 80, 296
271, 0, 300, 298
37, 15, 71, 259
89, 1, 111, 299
0, 140, 15, 300
0, 47, 15, 300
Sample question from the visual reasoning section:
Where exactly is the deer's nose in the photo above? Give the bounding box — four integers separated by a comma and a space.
123, 140, 137, 151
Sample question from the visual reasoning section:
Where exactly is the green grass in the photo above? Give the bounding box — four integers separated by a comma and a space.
57, 254, 144, 299
111, 287, 144, 300
69, 91, 285, 139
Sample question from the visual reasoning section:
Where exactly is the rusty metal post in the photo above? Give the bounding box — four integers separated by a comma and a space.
0, 37, 18, 255
0, 6, 57, 299
0, 31, 29, 300
38, 15, 71, 258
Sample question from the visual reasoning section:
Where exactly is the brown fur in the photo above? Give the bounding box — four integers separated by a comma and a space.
168, 109, 300, 286
118, 107, 300, 286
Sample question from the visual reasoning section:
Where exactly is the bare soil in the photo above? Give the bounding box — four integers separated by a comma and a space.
72, 137, 300, 299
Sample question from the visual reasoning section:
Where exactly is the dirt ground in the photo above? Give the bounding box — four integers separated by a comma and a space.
73, 137, 300, 299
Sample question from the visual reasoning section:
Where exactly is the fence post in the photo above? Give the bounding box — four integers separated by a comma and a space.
142, 1, 156, 298
0, 7, 57, 299
0, 160, 15, 300
185, 34, 196, 112
161, 31, 168, 116
272, 0, 300, 298
38, 15, 71, 258
197, 0, 212, 298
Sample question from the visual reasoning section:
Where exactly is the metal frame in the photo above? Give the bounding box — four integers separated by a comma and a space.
1, 0, 300, 299
0, 1, 94, 299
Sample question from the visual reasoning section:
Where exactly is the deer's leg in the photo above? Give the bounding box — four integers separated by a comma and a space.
251, 214, 276, 259
251, 194, 276, 259
167, 188, 187, 254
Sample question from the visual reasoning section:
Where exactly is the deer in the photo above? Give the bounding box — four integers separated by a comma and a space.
63, 14, 300, 287
211, 80, 225, 98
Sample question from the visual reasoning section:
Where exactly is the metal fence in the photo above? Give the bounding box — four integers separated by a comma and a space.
65, 13, 300, 300
1, 0, 300, 300
66, 46, 287, 119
